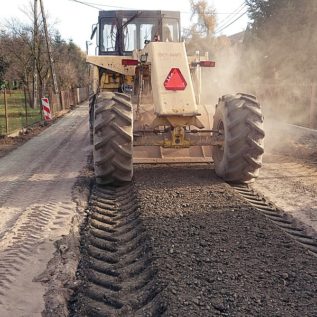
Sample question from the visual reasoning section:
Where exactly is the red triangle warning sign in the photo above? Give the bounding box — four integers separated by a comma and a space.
163, 68, 187, 91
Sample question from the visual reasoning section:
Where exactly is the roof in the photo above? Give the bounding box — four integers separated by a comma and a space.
98, 10, 180, 19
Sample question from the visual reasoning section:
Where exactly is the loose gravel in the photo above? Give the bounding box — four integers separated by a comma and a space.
134, 165, 317, 316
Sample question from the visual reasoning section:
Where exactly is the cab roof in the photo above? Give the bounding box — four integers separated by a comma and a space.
98, 10, 180, 19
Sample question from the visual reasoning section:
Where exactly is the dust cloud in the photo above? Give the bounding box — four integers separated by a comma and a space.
194, 3, 317, 156
197, 0, 317, 128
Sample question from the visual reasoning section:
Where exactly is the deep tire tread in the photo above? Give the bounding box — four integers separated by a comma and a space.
212, 94, 265, 183
73, 184, 165, 316
93, 92, 133, 185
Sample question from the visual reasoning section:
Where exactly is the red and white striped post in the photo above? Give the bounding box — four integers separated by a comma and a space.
41, 97, 52, 121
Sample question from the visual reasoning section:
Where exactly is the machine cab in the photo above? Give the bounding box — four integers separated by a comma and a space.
97, 10, 181, 56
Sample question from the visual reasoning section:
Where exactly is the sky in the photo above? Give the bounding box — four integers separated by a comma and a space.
0, 0, 249, 53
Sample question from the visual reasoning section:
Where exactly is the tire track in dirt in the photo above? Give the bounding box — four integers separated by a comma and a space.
72, 183, 165, 316
0, 104, 90, 316
0, 111, 83, 211
253, 154, 317, 234
0, 202, 74, 304
132, 165, 317, 316
231, 184, 317, 255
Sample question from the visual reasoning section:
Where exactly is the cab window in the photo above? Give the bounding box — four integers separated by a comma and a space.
162, 18, 180, 42
101, 21, 117, 51
140, 23, 156, 48
123, 22, 137, 51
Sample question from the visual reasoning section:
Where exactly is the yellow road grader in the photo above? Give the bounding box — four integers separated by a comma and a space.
87, 10, 264, 185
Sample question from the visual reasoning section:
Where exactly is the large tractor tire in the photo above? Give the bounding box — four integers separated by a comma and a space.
212, 93, 265, 183
93, 92, 133, 185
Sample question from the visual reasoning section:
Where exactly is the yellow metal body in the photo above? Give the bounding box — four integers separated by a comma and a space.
87, 56, 136, 76
88, 56, 136, 93
100, 73, 120, 90
87, 42, 214, 163
163, 127, 190, 148
143, 42, 198, 116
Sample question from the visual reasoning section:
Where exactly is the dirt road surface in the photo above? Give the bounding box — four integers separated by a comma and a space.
73, 165, 317, 316
134, 166, 317, 316
253, 155, 317, 235
254, 122, 317, 235
0, 104, 90, 316
71, 120, 317, 316
0, 109, 316, 316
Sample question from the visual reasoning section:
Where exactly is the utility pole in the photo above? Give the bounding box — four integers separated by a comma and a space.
32, 0, 38, 108
39, 0, 59, 95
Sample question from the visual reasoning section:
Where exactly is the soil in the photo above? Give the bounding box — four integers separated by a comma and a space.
133, 165, 317, 316
40, 163, 94, 317
0, 124, 48, 158
253, 121, 317, 235
0, 104, 90, 316
0, 109, 70, 159
265, 120, 317, 163
0, 109, 316, 316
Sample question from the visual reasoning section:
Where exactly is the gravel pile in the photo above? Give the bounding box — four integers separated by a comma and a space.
134, 165, 317, 316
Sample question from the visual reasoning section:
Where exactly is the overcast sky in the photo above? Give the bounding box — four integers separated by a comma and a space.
0, 0, 249, 52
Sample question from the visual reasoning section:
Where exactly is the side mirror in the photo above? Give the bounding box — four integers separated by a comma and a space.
90, 24, 97, 40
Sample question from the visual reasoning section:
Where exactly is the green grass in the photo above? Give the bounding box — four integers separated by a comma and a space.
0, 90, 42, 135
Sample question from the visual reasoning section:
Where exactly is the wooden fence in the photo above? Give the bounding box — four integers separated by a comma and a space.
48, 87, 89, 114
2, 82, 316, 136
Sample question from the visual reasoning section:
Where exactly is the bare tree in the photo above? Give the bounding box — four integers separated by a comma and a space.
189, 0, 216, 37
0, 1, 88, 102
184, 0, 238, 62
